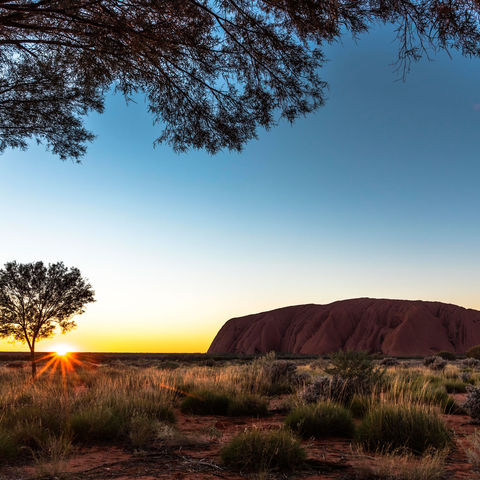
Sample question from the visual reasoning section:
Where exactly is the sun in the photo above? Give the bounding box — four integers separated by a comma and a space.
54, 344, 73, 357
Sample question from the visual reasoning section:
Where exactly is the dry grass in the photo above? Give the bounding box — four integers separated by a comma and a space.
354, 447, 447, 480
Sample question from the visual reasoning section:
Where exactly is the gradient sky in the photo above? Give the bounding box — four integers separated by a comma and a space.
1, 25, 479, 353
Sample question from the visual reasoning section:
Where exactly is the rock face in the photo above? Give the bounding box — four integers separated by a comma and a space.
208, 298, 480, 356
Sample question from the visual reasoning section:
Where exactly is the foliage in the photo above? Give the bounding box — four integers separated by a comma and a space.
220, 429, 305, 472
435, 351, 456, 361
443, 379, 467, 394
128, 414, 159, 449
241, 353, 303, 396
227, 394, 268, 417
356, 449, 447, 480
3, 1, 480, 159
285, 402, 354, 439
0, 430, 19, 460
70, 406, 129, 443
467, 345, 480, 360
379, 357, 400, 367
0, 261, 95, 377
180, 390, 230, 416
325, 350, 384, 401
423, 356, 447, 370
466, 429, 480, 471
464, 385, 480, 421
180, 389, 268, 417
348, 395, 373, 419
357, 404, 452, 454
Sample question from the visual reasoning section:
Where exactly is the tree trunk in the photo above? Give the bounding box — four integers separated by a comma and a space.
30, 348, 37, 379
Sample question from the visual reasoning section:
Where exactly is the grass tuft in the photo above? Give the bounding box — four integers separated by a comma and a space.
220, 429, 305, 472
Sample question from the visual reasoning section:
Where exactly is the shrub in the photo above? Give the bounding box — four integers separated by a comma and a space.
348, 395, 372, 418
285, 403, 354, 439
443, 379, 467, 394
436, 351, 456, 361
326, 350, 384, 401
464, 385, 480, 421
463, 357, 480, 368
460, 371, 475, 384
0, 430, 19, 460
227, 394, 268, 417
300, 375, 367, 405
424, 356, 447, 371
220, 429, 305, 472
467, 345, 480, 360
442, 396, 467, 415
467, 429, 480, 471
357, 405, 452, 454
357, 449, 447, 480
70, 406, 128, 443
180, 390, 230, 415
378, 357, 400, 367
129, 414, 158, 449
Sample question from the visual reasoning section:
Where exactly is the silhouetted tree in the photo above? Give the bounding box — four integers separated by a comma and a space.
1, 0, 479, 160
0, 261, 95, 378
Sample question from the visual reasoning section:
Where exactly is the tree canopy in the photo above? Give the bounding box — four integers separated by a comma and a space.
0, 261, 95, 377
1, 0, 479, 160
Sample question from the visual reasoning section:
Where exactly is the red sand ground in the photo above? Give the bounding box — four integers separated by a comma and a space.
3, 395, 479, 480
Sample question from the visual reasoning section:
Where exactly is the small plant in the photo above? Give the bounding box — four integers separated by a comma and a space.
285, 402, 354, 439
227, 394, 268, 417
356, 448, 447, 480
379, 357, 400, 367
33, 432, 72, 478
70, 406, 128, 442
129, 414, 158, 449
467, 345, 480, 360
463, 357, 480, 368
326, 350, 384, 401
180, 389, 230, 415
466, 429, 480, 471
357, 404, 452, 454
300, 375, 367, 404
435, 351, 456, 361
348, 395, 372, 418
220, 429, 305, 472
0, 429, 19, 460
464, 385, 480, 421
442, 396, 467, 415
424, 356, 447, 371
460, 371, 474, 384
443, 378, 467, 394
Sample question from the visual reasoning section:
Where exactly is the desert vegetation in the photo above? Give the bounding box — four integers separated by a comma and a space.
0, 351, 478, 479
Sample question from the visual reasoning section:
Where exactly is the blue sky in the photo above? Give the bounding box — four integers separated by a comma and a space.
0, 25, 479, 352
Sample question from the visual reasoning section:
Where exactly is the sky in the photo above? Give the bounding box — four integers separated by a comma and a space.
0, 25, 479, 353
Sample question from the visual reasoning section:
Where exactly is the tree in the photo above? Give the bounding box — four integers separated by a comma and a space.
1, 0, 480, 160
0, 261, 95, 378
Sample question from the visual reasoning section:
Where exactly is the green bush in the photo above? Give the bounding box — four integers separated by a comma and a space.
436, 351, 456, 361
348, 395, 372, 418
285, 403, 354, 439
0, 430, 19, 460
227, 394, 268, 417
443, 379, 467, 394
442, 396, 467, 415
220, 429, 305, 472
180, 389, 268, 417
357, 405, 452, 454
326, 350, 384, 401
466, 345, 480, 360
128, 414, 158, 449
180, 390, 230, 415
70, 406, 128, 443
